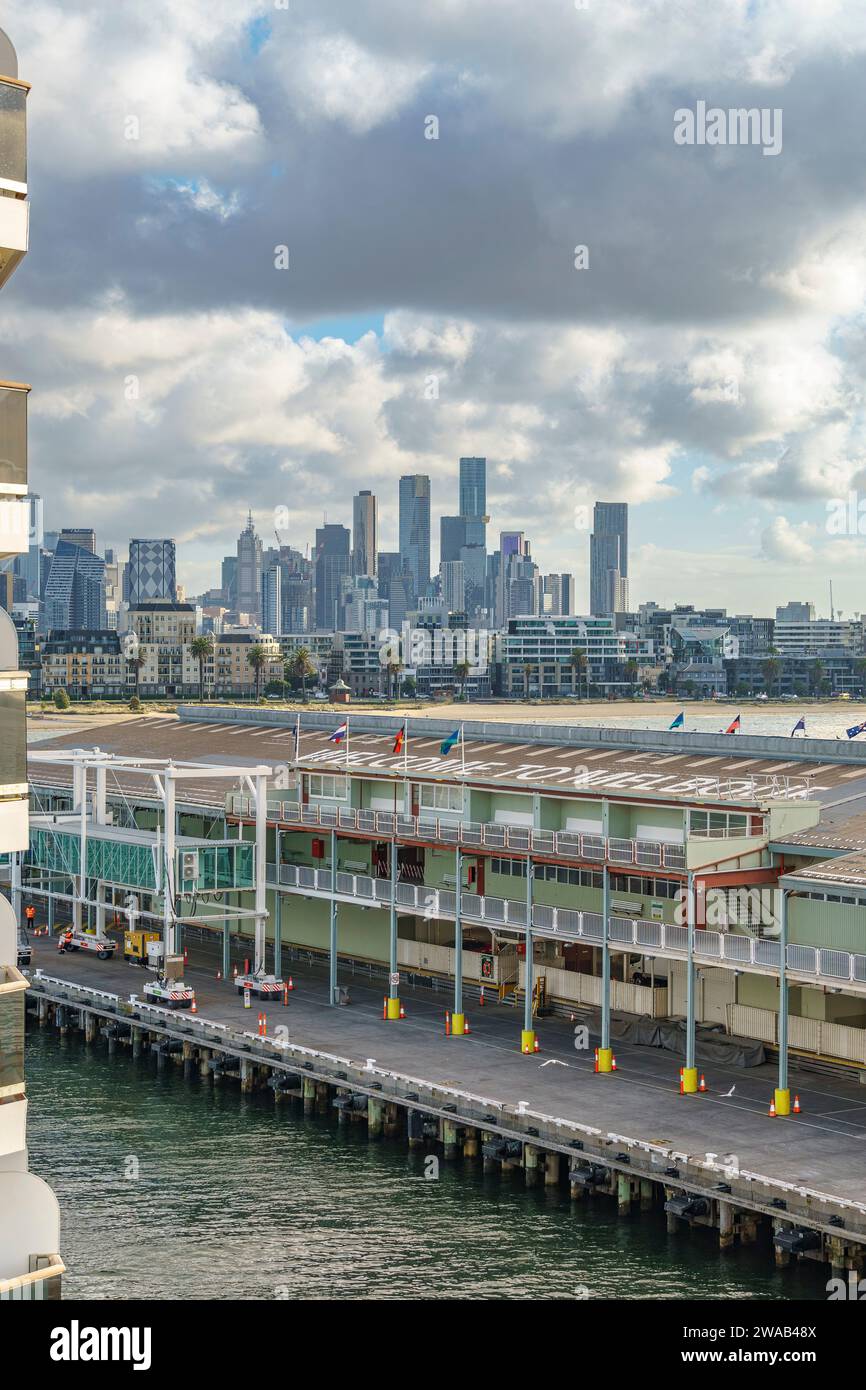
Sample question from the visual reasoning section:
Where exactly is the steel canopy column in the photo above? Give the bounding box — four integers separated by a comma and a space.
775, 888, 791, 1116
254, 773, 267, 976
386, 837, 400, 1019
682, 870, 698, 1093
597, 798, 613, 1072
329, 828, 338, 1006
452, 848, 465, 1034
274, 828, 283, 982
163, 768, 176, 961
521, 852, 535, 1053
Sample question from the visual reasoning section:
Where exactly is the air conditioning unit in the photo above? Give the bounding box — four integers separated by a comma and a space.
181, 851, 200, 881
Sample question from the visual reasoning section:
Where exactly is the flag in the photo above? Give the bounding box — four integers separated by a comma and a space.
724, 715, 741, 734
846, 720, 866, 740
440, 728, 461, 756
329, 722, 348, 744
293, 713, 301, 761
393, 723, 406, 755
669, 711, 684, 730
791, 716, 806, 737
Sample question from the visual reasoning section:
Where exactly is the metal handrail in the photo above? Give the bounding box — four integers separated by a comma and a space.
269, 866, 866, 987
238, 793, 688, 870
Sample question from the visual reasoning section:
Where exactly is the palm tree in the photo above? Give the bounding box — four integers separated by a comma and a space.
455, 660, 471, 700
762, 657, 780, 697
246, 643, 267, 700
569, 647, 588, 699
190, 634, 213, 703
386, 660, 401, 700
809, 659, 825, 699
288, 645, 316, 700
523, 661, 533, 698
623, 659, 639, 695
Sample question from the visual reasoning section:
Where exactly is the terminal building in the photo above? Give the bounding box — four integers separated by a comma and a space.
19, 710, 866, 1092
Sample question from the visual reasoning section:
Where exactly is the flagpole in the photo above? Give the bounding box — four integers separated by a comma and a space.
404, 720, 409, 775
345, 715, 350, 770
460, 723, 465, 777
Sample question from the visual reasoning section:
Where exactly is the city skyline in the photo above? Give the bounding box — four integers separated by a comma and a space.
2, 4, 866, 612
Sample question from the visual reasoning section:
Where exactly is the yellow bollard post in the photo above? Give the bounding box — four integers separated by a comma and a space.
681, 1067, 698, 1094
386, 997, 401, 1021
452, 1013, 465, 1036
774, 1088, 791, 1117
596, 1047, 613, 1074
521, 1029, 536, 1055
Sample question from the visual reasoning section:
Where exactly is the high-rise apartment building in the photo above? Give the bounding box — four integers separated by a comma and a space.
43, 540, 107, 631
262, 565, 282, 636
0, 26, 63, 1300
352, 490, 377, 578
544, 573, 574, 616
589, 501, 628, 615
58, 527, 95, 554
459, 456, 487, 549
440, 559, 465, 614
314, 524, 350, 630
398, 474, 430, 602
128, 538, 177, 605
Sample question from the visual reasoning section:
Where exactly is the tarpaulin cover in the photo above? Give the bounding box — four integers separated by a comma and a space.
588, 1012, 765, 1068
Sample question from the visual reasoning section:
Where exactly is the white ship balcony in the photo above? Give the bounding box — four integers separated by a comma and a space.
0, 76, 27, 290
0, 1094, 26, 1156
0, 382, 28, 497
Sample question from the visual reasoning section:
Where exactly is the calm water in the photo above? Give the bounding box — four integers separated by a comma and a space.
25, 1030, 827, 1301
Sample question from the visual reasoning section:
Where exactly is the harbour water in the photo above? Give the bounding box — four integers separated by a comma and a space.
25, 1029, 828, 1301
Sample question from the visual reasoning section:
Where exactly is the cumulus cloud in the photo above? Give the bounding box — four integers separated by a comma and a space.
4, 0, 866, 606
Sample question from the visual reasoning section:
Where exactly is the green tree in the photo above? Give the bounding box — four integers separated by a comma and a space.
246, 643, 267, 700
810, 659, 825, 698
287, 645, 316, 700
190, 634, 213, 703
569, 647, 588, 699
623, 659, 639, 695
455, 660, 471, 700
53, 687, 70, 710
762, 656, 781, 697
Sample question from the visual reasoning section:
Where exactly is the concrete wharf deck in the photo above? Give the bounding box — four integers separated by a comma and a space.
23, 930, 866, 1272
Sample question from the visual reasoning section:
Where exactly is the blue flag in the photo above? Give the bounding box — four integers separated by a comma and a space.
847, 720, 866, 740
669, 711, 684, 730
791, 716, 805, 736
440, 728, 461, 756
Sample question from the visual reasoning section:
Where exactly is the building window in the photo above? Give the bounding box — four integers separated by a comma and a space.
307, 773, 348, 801
418, 782, 464, 812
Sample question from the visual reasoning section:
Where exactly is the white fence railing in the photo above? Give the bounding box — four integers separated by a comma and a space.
727, 1003, 866, 1064
270, 863, 866, 990
232, 794, 687, 870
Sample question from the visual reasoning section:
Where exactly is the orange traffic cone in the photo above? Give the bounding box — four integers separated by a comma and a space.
611, 1055, 617, 1071
283, 984, 289, 1006
232, 964, 238, 979
793, 1094, 801, 1114
190, 998, 197, 1015
699, 1074, 707, 1092
216, 969, 222, 981
445, 1010, 451, 1036
594, 1048, 599, 1073
261, 1013, 267, 1037
679, 1067, 684, 1095
769, 1097, 777, 1117
479, 987, 485, 1007
533, 1037, 540, 1053
382, 997, 387, 1020
399, 1004, 406, 1019
464, 1018, 471, 1035
288, 976, 295, 991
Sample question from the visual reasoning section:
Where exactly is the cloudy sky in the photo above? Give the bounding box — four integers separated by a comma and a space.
5, 0, 866, 614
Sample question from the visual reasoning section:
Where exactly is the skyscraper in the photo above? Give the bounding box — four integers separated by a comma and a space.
43, 540, 107, 631
314, 524, 350, 629
262, 565, 282, 636
352, 490, 377, 578
398, 474, 430, 602
440, 515, 466, 564
236, 512, 262, 622
590, 502, 628, 615
459, 456, 487, 548
128, 538, 177, 605
440, 560, 465, 614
